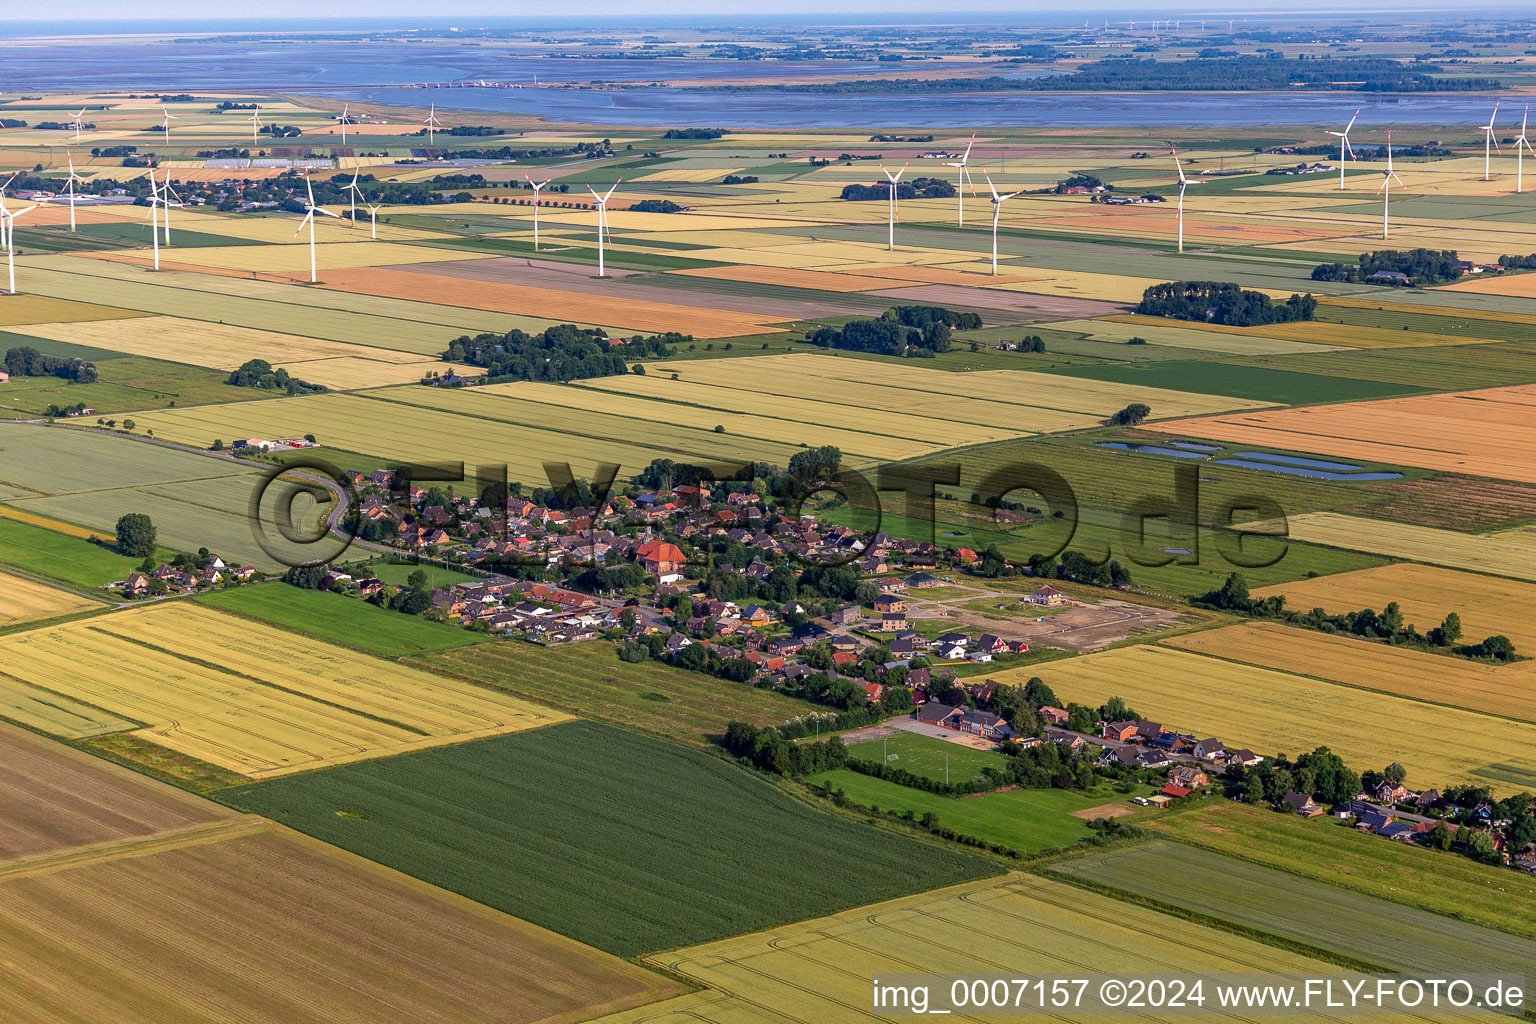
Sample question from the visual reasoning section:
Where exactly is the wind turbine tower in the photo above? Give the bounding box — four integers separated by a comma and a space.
293, 172, 340, 284
1482, 101, 1502, 182
1172, 146, 1205, 254
944, 132, 977, 226
586, 180, 620, 278
525, 174, 553, 250
879, 162, 908, 251
1325, 109, 1360, 190
1377, 131, 1407, 239
980, 169, 1020, 276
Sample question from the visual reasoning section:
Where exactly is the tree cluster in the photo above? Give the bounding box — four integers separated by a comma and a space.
1311, 249, 1464, 286
2, 346, 98, 383
807, 305, 979, 356
226, 358, 326, 395
442, 324, 678, 382
839, 176, 956, 201
628, 198, 683, 213
1136, 281, 1316, 327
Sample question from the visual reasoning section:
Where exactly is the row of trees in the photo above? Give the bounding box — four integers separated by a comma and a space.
1199, 573, 1517, 662
1136, 281, 1317, 327
806, 305, 981, 356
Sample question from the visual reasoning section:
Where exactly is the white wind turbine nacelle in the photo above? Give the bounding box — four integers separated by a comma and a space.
980, 168, 1020, 277
879, 161, 909, 251
1483, 100, 1502, 182
1324, 108, 1361, 190
586, 179, 620, 278
943, 131, 978, 225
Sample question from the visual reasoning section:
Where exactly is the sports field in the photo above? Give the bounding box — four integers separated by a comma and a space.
413, 640, 816, 746
1148, 383, 1536, 483
0, 604, 569, 778
1010, 644, 1536, 793
1150, 801, 1536, 941
1252, 563, 1536, 650
1052, 841, 1536, 978
0, 823, 676, 1024
1265, 513, 1536, 581
222, 720, 995, 957
846, 730, 1007, 783
594, 874, 1357, 1024
0, 571, 99, 627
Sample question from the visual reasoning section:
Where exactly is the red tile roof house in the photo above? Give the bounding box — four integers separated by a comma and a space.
636, 539, 687, 582
1103, 721, 1140, 743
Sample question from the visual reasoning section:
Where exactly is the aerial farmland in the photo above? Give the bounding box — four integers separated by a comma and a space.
3, 9, 1536, 1024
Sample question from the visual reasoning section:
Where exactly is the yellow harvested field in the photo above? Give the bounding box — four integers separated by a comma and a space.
850, 264, 1044, 287
1009, 645, 1536, 793
506, 378, 1019, 458
631, 165, 748, 182
0, 506, 106, 541
17, 316, 442, 374
1253, 563, 1536, 650
1445, 272, 1536, 299
0, 823, 679, 1024
0, 294, 148, 327
316, 266, 787, 338
996, 271, 1169, 303
0, 604, 571, 778
279, 356, 463, 389
122, 240, 494, 275
597, 874, 1356, 1024
0, 571, 99, 627
1103, 314, 1499, 349
1163, 622, 1536, 726
647, 353, 1269, 427
1256, 513, 1536, 582
1148, 384, 1536, 483
162, 211, 440, 244
669, 264, 901, 292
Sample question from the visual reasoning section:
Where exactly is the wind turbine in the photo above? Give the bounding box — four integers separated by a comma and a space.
1516, 106, 1536, 194
341, 171, 364, 226
1377, 131, 1406, 239
586, 179, 619, 277
61, 151, 85, 232
943, 132, 977, 225
143, 164, 180, 271
1325, 109, 1360, 190
68, 107, 87, 142
363, 199, 381, 239
1482, 101, 1501, 182
161, 105, 178, 139
1172, 145, 1205, 254
423, 102, 442, 146
293, 172, 340, 284
879, 162, 908, 251
980, 169, 1020, 277
158, 173, 182, 244
340, 102, 349, 144
524, 173, 553, 250
249, 103, 263, 145
0, 173, 38, 295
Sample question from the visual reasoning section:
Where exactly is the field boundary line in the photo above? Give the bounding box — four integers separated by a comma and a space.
0, 816, 270, 884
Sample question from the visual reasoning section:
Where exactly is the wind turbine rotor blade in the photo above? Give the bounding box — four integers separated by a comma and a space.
603, 179, 621, 201
963, 132, 977, 160
1345, 108, 1360, 133
293, 213, 313, 238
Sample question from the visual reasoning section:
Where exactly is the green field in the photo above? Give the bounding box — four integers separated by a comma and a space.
0, 517, 145, 588
1044, 360, 1422, 405
196, 584, 488, 659
413, 640, 817, 745
1149, 801, 1536, 941
807, 768, 1145, 853
220, 721, 994, 957
1051, 840, 1536, 977
846, 731, 1007, 784
0, 356, 258, 418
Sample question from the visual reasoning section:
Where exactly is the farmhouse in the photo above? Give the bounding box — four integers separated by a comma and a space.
1026, 584, 1069, 606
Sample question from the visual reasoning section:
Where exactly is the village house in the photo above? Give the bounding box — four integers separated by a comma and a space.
1025, 583, 1069, 606
636, 539, 687, 582
1281, 792, 1325, 817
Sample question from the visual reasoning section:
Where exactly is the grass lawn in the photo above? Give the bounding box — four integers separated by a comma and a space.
412, 640, 815, 746
1051, 840, 1536, 978
196, 583, 488, 659
0, 516, 142, 588
220, 721, 994, 958
366, 561, 479, 588
1148, 800, 1536, 941
806, 768, 1148, 853
847, 731, 1006, 784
